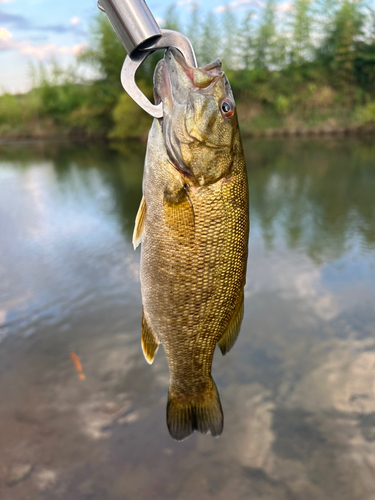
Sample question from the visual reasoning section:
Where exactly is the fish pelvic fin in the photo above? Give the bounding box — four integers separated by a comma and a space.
133, 195, 146, 249
167, 377, 223, 441
141, 311, 160, 364
218, 289, 244, 356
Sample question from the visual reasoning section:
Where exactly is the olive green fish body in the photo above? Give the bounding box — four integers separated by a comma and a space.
134, 49, 249, 440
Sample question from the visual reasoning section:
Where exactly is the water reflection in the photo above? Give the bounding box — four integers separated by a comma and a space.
0, 138, 375, 499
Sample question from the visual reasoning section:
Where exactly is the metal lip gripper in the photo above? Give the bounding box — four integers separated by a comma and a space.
97, 0, 197, 118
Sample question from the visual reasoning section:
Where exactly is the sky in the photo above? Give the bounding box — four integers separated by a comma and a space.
0, 0, 280, 94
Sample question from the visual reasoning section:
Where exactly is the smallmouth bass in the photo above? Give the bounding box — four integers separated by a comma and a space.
133, 48, 249, 440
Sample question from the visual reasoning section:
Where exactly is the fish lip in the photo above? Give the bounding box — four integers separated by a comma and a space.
155, 48, 224, 111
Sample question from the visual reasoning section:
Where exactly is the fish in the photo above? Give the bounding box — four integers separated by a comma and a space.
133, 47, 249, 441
70, 352, 86, 380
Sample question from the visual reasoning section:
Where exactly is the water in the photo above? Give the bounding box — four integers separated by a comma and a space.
0, 138, 374, 499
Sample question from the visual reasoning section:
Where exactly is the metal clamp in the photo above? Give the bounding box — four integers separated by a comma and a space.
121, 30, 197, 118
97, 0, 161, 55
98, 0, 197, 118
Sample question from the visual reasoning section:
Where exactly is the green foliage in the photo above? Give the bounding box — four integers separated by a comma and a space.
241, 12, 255, 70
354, 41, 375, 91
79, 15, 125, 98
200, 12, 220, 66
290, 0, 313, 63
355, 101, 375, 124
110, 82, 153, 141
187, 4, 203, 65
254, 0, 277, 69
37, 82, 89, 125
220, 9, 239, 70
0, 93, 37, 128
164, 4, 181, 31
275, 95, 290, 114
317, 0, 365, 87
330, 0, 364, 85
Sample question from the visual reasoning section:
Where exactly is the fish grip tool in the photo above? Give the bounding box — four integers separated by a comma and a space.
97, 0, 197, 118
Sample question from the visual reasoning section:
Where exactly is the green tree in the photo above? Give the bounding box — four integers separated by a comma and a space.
354, 7, 375, 91
328, 0, 364, 86
79, 14, 125, 99
221, 8, 239, 70
254, 0, 277, 69
164, 4, 181, 31
187, 4, 203, 65
200, 12, 220, 65
240, 11, 255, 70
291, 0, 313, 63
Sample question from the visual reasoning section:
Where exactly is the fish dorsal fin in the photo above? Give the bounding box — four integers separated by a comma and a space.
218, 290, 244, 355
141, 311, 160, 364
163, 186, 195, 245
133, 196, 146, 249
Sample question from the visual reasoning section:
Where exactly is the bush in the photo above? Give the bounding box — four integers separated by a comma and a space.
109, 82, 153, 141
0, 93, 37, 127
355, 102, 375, 124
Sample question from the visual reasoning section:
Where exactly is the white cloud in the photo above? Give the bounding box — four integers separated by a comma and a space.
20, 43, 56, 59
276, 1, 292, 12
59, 43, 87, 56
214, 0, 263, 13
69, 16, 81, 26
0, 27, 12, 41
215, 0, 290, 14
21, 42, 87, 59
0, 36, 87, 59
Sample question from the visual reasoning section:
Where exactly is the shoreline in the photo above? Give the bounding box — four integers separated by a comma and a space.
1, 124, 375, 145
243, 123, 375, 138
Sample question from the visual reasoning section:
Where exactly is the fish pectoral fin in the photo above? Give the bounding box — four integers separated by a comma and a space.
132, 195, 146, 250
164, 186, 195, 244
218, 290, 244, 356
141, 311, 160, 365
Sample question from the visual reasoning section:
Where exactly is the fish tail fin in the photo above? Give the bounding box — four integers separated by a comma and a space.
167, 377, 223, 441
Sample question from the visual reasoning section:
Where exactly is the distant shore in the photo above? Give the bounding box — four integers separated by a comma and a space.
1, 122, 375, 144
244, 123, 375, 138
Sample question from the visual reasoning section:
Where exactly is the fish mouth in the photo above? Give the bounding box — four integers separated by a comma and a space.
153, 48, 225, 180
154, 47, 223, 111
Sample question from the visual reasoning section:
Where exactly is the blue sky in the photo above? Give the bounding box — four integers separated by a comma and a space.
0, 0, 100, 93
0, 0, 276, 94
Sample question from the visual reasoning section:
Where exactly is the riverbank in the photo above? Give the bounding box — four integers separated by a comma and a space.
243, 123, 375, 138
1, 117, 375, 143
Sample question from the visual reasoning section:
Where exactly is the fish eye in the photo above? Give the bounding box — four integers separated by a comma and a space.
220, 98, 234, 119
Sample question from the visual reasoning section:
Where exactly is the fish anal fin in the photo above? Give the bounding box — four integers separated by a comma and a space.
133, 196, 146, 249
167, 377, 223, 441
141, 312, 159, 365
218, 290, 244, 356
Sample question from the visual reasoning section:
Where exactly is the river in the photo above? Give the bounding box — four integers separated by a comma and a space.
0, 137, 375, 499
